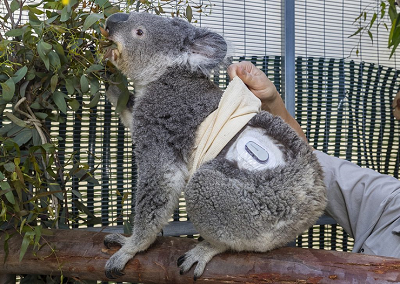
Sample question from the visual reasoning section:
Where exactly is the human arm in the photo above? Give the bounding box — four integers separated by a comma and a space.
227, 61, 308, 142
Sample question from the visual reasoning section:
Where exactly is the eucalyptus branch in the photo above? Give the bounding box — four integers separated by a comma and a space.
2, 0, 15, 28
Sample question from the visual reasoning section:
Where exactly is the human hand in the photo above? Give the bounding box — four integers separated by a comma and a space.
227, 61, 279, 104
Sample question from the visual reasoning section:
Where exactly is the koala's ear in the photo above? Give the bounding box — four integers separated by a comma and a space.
187, 29, 228, 72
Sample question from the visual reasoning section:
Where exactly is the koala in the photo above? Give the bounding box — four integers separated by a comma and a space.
102, 12, 327, 280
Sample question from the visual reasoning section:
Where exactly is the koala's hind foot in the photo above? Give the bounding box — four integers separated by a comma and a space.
177, 241, 226, 280
104, 234, 133, 279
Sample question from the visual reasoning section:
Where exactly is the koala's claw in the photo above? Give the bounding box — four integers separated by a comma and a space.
177, 255, 186, 267
105, 267, 125, 279
178, 241, 226, 279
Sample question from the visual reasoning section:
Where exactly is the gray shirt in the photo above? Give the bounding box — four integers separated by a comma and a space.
315, 150, 400, 257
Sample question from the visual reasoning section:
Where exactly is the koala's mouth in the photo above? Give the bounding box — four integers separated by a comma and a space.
100, 26, 120, 62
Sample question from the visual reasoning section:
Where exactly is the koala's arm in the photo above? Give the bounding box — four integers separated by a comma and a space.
105, 84, 135, 130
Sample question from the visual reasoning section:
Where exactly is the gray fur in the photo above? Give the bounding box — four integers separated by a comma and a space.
102, 12, 326, 280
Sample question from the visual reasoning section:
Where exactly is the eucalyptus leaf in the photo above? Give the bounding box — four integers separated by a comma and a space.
12, 66, 28, 84
50, 74, 58, 92
4, 162, 16, 172
5, 113, 27, 128
20, 231, 34, 262
32, 128, 42, 145
48, 51, 61, 69
45, 15, 59, 24
53, 91, 68, 114
68, 98, 80, 111
48, 183, 64, 200
116, 86, 130, 113
1, 78, 16, 102
10, 0, 20, 13
65, 78, 75, 95
5, 28, 25, 37
13, 129, 33, 146
186, 5, 193, 22
60, 6, 70, 22
34, 112, 48, 120
85, 92, 101, 108
6, 124, 23, 137
83, 13, 104, 31
80, 75, 89, 93
90, 77, 100, 94
5, 189, 16, 205
86, 64, 104, 73
19, 81, 30, 97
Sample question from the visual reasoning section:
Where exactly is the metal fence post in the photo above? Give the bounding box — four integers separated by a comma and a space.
282, 0, 296, 117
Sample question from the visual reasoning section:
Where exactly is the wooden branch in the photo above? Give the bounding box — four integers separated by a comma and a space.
1, 229, 400, 283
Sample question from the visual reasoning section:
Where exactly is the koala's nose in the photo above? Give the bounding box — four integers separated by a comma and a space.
105, 13, 129, 33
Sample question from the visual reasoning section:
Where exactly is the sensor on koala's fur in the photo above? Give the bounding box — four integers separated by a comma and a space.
245, 141, 269, 163
102, 11, 327, 281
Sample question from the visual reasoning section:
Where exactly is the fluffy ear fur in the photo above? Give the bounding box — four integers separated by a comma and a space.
187, 29, 228, 73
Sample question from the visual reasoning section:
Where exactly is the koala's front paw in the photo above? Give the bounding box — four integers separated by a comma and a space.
104, 248, 133, 279
104, 233, 127, 249
177, 241, 226, 280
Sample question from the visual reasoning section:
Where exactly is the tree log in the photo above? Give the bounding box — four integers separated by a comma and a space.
1, 229, 400, 283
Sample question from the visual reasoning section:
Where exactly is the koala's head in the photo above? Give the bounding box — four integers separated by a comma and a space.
104, 12, 228, 85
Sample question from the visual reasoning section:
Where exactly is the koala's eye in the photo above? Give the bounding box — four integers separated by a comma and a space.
136, 29, 144, 36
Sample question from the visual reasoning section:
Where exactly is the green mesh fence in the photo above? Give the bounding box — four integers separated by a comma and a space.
3, 56, 399, 252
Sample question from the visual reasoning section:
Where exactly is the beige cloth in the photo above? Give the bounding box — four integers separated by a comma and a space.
188, 76, 261, 177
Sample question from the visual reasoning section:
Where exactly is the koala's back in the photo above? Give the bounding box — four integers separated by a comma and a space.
132, 67, 223, 162
185, 111, 327, 252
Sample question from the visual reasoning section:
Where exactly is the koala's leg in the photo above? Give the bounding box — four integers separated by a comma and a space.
177, 240, 227, 280
104, 161, 187, 279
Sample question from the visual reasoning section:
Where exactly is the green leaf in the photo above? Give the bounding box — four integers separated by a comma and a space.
5, 28, 25, 37
12, 66, 28, 84
1, 78, 16, 102
48, 183, 64, 200
37, 41, 51, 70
34, 226, 42, 249
65, 78, 75, 95
86, 64, 104, 73
186, 5, 193, 22
32, 128, 42, 145
50, 74, 58, 93
5, 112, 27, 127
13, 129, 33, 146
10, 0, 20, 13
34, 112, 48, 120
90, 77, 100, 94
4, 162, 16, 172
1, 181, 15, 204
20, 231, 34, 262
369, 13, 377, 29
85, 92, 100, 108
38, 40, 52, 55
349, 27, 363, 38
368, 30, 373, 43
60, 6, 70, 22
46, 15, 59, 24
48, 51, 61, 69
68, 98, 80, 111
19, 81, 29, 97
53, 91, 67, 114
80, 75, 89, 93
83, 13, 104, 31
